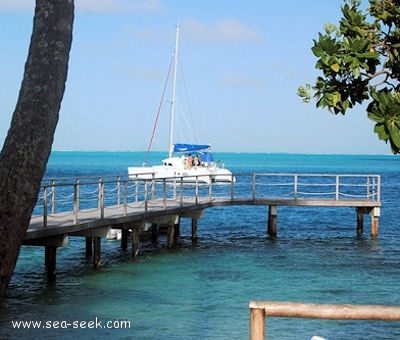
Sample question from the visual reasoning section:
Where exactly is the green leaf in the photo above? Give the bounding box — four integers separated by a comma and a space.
388, 121, 400, 148
368, 112, 385, 123
331, 63, 340, 72
374, 124, 389, 140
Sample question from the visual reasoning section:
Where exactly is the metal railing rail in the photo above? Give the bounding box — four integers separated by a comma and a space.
34, 173, 381, 228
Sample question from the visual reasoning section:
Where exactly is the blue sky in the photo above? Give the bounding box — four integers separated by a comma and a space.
0, 0, 391, 154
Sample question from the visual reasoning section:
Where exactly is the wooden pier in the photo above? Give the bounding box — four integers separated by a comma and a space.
25, 172, 381, 283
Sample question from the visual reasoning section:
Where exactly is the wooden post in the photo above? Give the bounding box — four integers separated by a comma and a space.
370, 207, 380, 237
356, 207, 364, 236
249, 300, 400, 339
131, 229, 140, 257
250, 307, 265, 340
191, 218, 198, 243
45, 246, 57, 284
121, 229, 129, 249
93, 236, 101, 268
167, 222, 175, 249
85, 237, 92, 257
371, 216, 379, 237
174, 221, 180, 240
267, 206, 277, 237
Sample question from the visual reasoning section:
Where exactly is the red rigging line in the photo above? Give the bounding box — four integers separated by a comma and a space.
143, 57, 174, 166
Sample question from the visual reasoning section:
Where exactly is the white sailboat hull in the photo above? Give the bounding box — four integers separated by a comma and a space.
128, 156, 235, 184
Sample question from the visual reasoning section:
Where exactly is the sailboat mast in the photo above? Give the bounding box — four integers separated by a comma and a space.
169, 26, 179, 158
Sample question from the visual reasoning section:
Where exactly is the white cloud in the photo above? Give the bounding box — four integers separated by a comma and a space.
182, 18, 264, 43
0, 0, 164, 13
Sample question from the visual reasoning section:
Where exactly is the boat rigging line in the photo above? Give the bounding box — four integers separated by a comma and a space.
143, 57, 174, 166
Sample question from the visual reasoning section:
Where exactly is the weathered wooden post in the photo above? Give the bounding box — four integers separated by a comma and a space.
131, 229, 140, 257
98, 179, 105, 219
144, 179, 148, 211
250, 306, 265, 340
45, 245, 57, 284
174, 217, 180, 239
167, 221, 175, 249
370, 207, 380, 237
249, 300, 400, 339
73, 179, 80, 224
356, 207, 364, 236
191, 217, 198, 243
93, 236, 101, 268
267, 205, 277, 237
51, 179, 56, 214
123, 181, 128, 216
117, 176, 121, 205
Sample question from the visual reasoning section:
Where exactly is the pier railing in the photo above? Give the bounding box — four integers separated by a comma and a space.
34, 173, 381, 228
249, 300, 400, 340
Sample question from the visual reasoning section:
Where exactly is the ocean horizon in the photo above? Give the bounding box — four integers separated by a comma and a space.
1, 152, 399, 339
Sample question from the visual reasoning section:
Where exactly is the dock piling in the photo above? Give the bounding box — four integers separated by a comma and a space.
191, 218, 198, 243
131, 229, 139, 257
93, 236, 101, 268
167, 222, 175, 249
45, 245, 57, 284
267, 206, 277, 237
356, 207, 364, 236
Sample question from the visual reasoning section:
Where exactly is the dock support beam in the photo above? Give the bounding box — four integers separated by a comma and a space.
267, 206, 277, 237
93, 237, 101, 268
191, 218, 198, 243
175, 222, 180, 239
167, 222, 175, 249
356, 208, 364, 236
356, 207, 380, 237
370, 207, 380, 237
131, 229, 139, 257
45, 246, 57, 284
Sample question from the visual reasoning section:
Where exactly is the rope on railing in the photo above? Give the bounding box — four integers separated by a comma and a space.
46, 211, 74, 219
77, 206, 98, 213
33, 173, 381, 224
296, 191, 337, 196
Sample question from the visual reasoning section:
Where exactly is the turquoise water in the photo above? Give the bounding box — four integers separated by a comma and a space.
1, 152, 400, 339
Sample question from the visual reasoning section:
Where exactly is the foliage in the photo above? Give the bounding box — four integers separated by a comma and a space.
298, 0, 400, 153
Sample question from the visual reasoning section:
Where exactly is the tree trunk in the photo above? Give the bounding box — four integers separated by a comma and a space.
0, 0, 74, 298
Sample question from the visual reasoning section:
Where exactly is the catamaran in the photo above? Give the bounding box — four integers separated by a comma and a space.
127, 27, 235, 184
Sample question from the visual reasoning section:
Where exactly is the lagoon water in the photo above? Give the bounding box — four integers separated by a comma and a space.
1, 152, 400, 339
